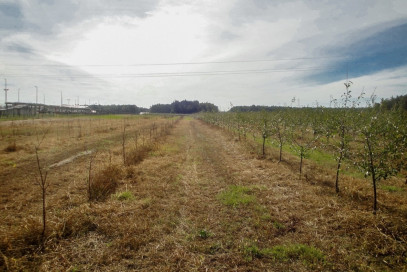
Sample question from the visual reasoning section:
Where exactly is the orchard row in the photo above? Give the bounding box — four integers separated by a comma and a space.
200, 102, 406, 213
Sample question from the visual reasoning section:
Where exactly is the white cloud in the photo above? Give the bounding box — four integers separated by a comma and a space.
0, 0, 406, 109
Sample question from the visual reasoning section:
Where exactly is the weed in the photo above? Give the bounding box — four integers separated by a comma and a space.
272, 220, 285, 230
198, 229, 210, 239
243, 245, 263, 261
217, 185, 255, 207
114, 191, 135, 201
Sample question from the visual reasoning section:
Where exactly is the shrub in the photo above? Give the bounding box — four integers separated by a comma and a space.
4, 142, 17, 152
57, 211, 97, 238
90, 165, 122, 201
125, 145, 154, 166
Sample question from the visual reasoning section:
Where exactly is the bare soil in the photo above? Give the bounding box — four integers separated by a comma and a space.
1, 118, 406, 271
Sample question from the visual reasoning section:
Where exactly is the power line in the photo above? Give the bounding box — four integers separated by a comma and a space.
3, 65, 342, 79
2, 56, 350, 68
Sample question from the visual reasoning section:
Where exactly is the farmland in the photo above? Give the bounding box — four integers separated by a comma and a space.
1, 113, 407, 271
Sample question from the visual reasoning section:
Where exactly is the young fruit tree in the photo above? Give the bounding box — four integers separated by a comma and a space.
260, 112, 271, 157
357, 107, 404, 213
270, 111, 289, 162
289, 110, 320, 179
33, 125, 51, 242
329, 82, 361, 193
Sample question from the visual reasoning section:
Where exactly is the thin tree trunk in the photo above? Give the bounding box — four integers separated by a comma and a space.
279, 145, 283, 162
335, 125, 346, 194
88, 155, 94, 202
335, 154, 342, 193
35, 147, 48, 241
372, 172, 377, 213
262, 136, 266, 156
42, 186, 46, 238
122, 126, 126, 165
366, 137, 377, 213
299, 152, 303, 179
277, 126, 284, 162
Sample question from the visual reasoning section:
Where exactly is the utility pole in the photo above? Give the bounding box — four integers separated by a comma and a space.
34, 86, 38, 116
18, 88, 20, 103
34, 86, 38, 104
4, 79, 9, 109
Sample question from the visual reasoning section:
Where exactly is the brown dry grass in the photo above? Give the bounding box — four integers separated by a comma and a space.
89, 164, 122, 201
0, 115, 178, 270
1, 116, 406, 271
125, 144, 155, 166
3, 142, 17, 153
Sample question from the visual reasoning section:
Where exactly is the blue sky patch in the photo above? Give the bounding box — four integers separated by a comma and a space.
308, 22, 407, 84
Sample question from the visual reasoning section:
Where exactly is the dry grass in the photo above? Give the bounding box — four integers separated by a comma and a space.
125, 144, 154, 166
1, 116, 406, 271
3, 142, 17, 152
0, 115, 178, 270
89, 164, 122, 201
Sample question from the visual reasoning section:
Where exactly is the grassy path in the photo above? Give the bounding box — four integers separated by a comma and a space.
5, 118, 407, 271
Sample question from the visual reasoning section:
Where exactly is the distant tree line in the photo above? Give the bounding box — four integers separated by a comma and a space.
89, 104, 148, 114
150, 100, 218, 114
230, 105, 286, 112
375, 94, 407, 111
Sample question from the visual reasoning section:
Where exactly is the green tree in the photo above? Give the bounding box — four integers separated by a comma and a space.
357, 106, 404, 213
289, 110, 319, 179
270, 110, 289, 162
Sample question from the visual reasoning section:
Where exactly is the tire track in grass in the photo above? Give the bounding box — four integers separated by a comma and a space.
150, 119, 310, 271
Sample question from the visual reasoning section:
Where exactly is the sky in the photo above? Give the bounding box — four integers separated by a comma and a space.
1, 0, 407, 110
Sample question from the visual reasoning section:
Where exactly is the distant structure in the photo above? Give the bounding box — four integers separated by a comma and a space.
0, 102, 93, 117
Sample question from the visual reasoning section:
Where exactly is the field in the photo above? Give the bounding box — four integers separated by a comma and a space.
1, 114, 407, 271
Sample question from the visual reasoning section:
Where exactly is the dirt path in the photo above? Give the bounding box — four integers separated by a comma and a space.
8, 118, 407, 271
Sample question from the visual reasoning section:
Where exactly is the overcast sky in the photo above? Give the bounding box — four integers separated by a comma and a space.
1, 0, 406, 110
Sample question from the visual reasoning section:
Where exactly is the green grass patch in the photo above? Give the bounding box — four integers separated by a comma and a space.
257, 138, 365, 179
113, 191, 135, 201
217, 185, 255, 207
380, 185, 404, 192
266, 244, 325, 263
90, 114, 142, 120
244, 244, 325, 265
341, 168, 366, 179
197, 229, 211, 239
308, 149, 336, 167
